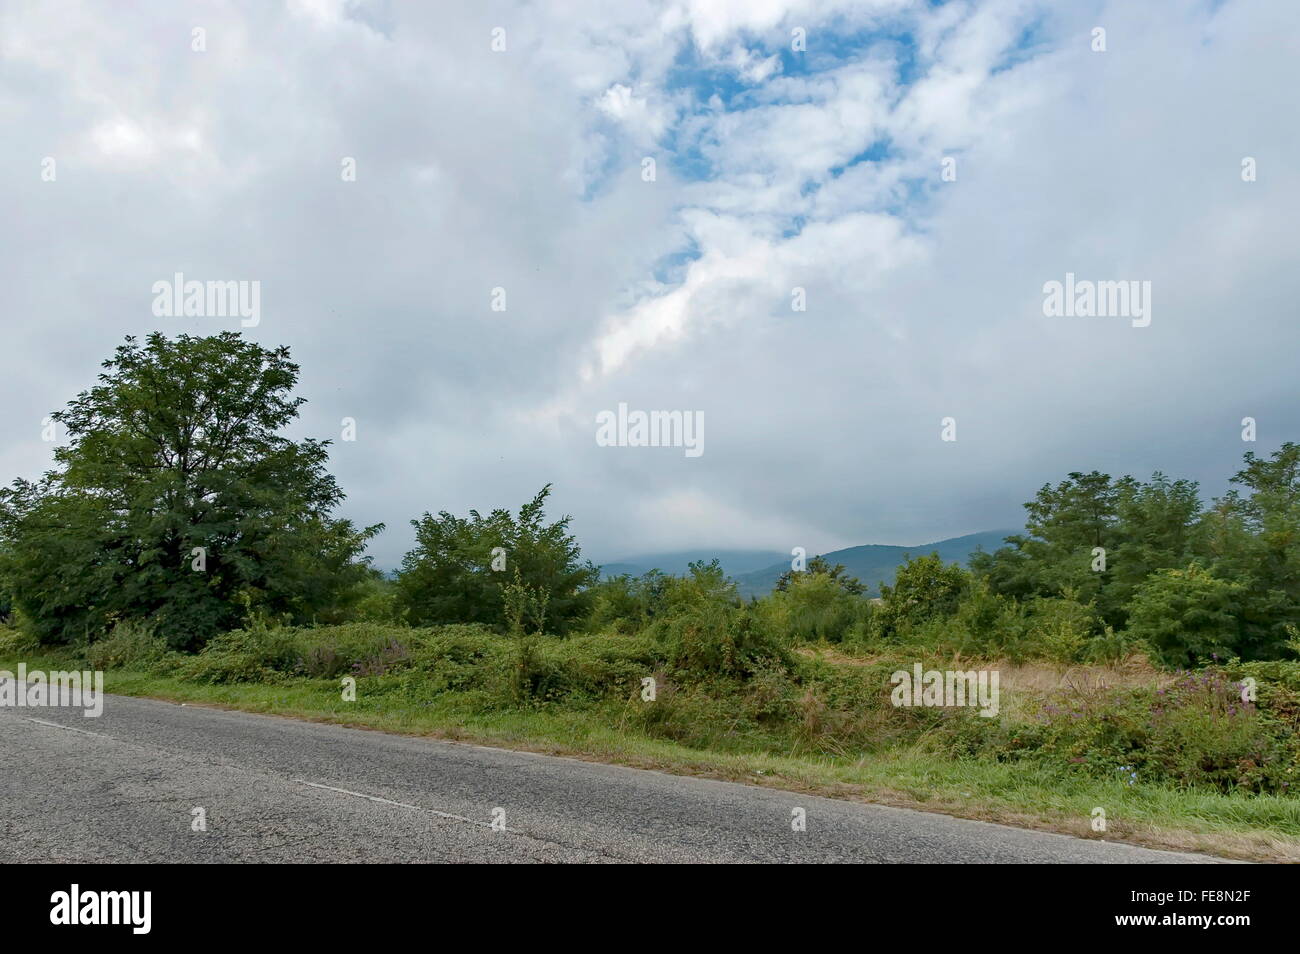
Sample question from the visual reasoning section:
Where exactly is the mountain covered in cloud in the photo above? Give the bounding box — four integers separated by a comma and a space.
600, 530, 1015, 597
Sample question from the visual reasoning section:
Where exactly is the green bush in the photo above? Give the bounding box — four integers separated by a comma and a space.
584, 571, 670, 635
86, 622, 172, 672
1079, 625, 1151, 665
620, 667, 803, 752
406, 625, 509, 695
1020, 593, 1099, 663
1126, 564, 1245, 666
657, 602, 791, 679
173, 624, 301, 684
1226, 658, 1300, 693
952, 580, 1024, 658
762, 573, 872, 643
508, 632, 664, 705
877, 553, 970, 639
948, 667, 1300, 793
621, 679, 740, 748
288, 622, 422, 677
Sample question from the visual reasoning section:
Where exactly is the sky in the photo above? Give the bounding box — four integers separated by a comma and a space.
1, 0, 1297, 568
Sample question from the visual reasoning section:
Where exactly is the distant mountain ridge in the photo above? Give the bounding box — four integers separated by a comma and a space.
731, 530, 1015, 597
598, 530, 1016, 598
596, 549, 790, 580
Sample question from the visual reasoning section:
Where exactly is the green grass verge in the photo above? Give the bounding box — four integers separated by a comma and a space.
5, 649, 1299, 862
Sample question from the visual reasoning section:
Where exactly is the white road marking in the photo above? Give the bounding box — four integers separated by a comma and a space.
13, 714, 520, 837
23, 716, 107, 738
292, 779, 515, 832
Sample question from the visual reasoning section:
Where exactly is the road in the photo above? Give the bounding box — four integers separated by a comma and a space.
0, 691, 1225, 863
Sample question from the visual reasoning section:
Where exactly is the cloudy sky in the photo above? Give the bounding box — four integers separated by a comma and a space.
2, 0, 1297, 567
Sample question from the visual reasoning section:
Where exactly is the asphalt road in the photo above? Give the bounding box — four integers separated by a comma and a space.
0, 691, 1225, 863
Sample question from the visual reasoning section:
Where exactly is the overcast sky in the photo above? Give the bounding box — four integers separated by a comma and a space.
2, 0, 1297, 567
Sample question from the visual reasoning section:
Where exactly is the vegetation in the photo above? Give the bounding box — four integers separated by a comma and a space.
393, 485, 597, 633
0, 333, 379, 649
3, 333, 1300, 856
970, 461, 1300, 663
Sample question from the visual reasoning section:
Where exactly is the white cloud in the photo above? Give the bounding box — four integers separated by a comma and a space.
596, 82, 675, 142
1, 0, 1297, 568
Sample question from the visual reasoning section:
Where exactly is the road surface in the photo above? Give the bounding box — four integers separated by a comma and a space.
0, 692, 1225, 863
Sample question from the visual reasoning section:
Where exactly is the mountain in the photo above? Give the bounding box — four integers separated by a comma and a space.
730, 530, 1016, 598
594, 531, 1016, 598
596, 549, 790, 580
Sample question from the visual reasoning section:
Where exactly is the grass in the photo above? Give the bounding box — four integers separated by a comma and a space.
5, 646, 1299, 862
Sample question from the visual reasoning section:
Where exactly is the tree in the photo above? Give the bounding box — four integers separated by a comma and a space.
1200, 442, 1300, 658
774, 555, 865, 595
0, 333, 380, 648
1107, 473, 1202, 622
971, 471, 1201, 629
0, 548, 13, 623
1125, 564, 1244, 666
394, 484, 597, 634
878, 552, 969, 637
971, 471, 1123, 611
773, 571, 869, 642
586, 570, 671, 634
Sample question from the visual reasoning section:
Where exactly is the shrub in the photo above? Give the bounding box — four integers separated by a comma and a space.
657, 602, 791, 679
408, 625, 509, 695
764, 573, 872, 643
1125, 564, 1245, 666
284, 622, 424, 678
1225, 658, 1300, 693
619, 673, 800, 751
951, 667, 1300, 793
509, 632, 663, 705
620, 679, 729, 747
952, 579, 1024, 658
1079, 625, 1150, 664
877, 553, 970, 639
654, 560, 740, 617
0, 621, 40, 656
297, 644, 350, 679
86, 622, 171, 672
352, 639, 412, 678
342, 573, 400, 623
584, 571, 671, 635
174, 623, 300, 684
1021, 593, 1098, 664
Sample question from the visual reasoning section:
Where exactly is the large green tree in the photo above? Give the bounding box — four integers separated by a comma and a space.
970, 471, 1123, 610
0, 332, 380, 648
1201, 443, 1300, 658
394, 484, 597, 634
970, 471, 1200, 628
971, 450, 1300, 662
